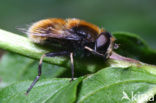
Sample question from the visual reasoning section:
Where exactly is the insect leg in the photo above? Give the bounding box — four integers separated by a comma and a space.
70, 52, 74, 81
84, 46, 106, 58
26, 51, 69, 95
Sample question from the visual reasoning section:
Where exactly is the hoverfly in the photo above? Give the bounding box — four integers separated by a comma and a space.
26, 18, 115, 94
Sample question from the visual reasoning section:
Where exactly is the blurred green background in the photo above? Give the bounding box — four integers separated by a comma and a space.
0, 0, 155, 48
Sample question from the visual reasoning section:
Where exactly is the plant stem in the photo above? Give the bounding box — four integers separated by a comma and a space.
0, 29, 66, 65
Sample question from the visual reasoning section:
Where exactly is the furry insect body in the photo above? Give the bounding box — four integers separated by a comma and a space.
26, 18, 115, 94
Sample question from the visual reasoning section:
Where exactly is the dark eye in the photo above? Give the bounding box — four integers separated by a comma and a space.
96, 34, 107, 48
96, 32, 112, 53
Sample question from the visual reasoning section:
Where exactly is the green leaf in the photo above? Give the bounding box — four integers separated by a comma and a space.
0, 77, 83, 103
1, 66, 156, 103
0, 52, 66, 88
113, 32, 156, 65
77, 66, 156, 103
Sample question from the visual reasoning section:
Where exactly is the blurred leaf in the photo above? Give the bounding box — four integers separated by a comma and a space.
0, 52, 66, 88
77, 66, 156, 103
113, 32, 156, 65
0, 77, 83, 103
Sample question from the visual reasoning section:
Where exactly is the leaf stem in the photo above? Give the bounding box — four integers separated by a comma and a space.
0, 29, 66, 65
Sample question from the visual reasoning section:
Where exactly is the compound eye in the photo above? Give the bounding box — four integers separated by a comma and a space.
96, 33, 107, 48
